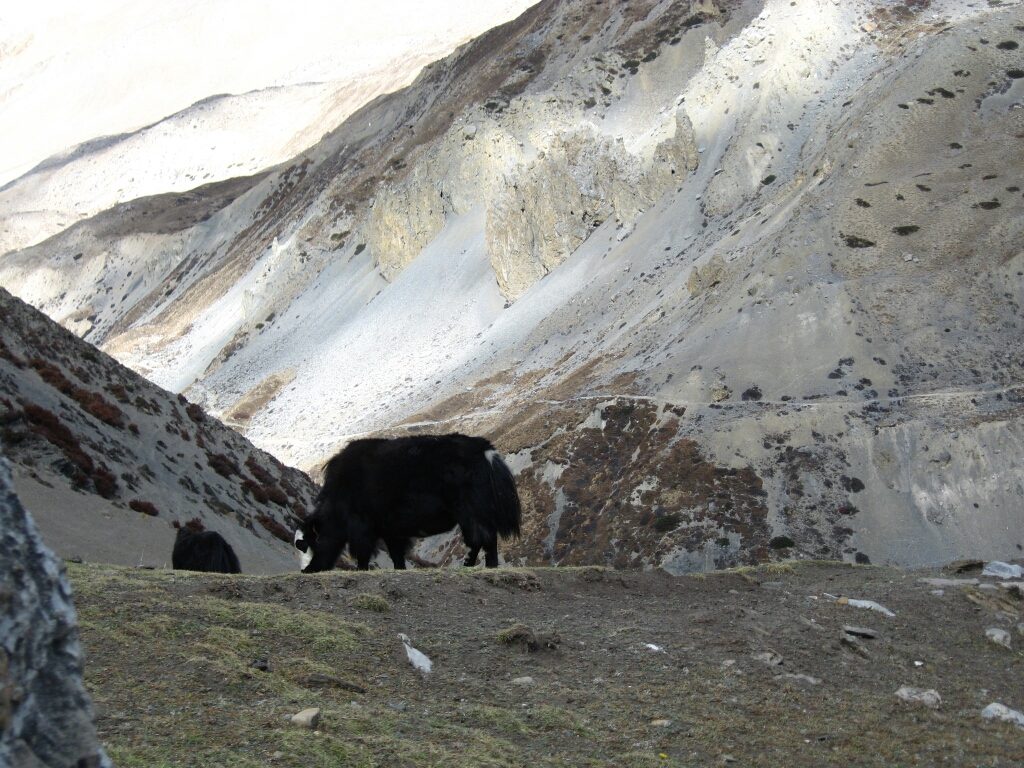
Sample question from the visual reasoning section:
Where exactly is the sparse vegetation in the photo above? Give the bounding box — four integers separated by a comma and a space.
129, 499, 159, 517
66, 562, 1024, 767
351, 593, 390, 612
256, 512, 291, 543
92, 467, 119, 499
21, 403, 95, 481
206, 452, 239, 478
652, 512, 681, 532
27, 357, 125, 429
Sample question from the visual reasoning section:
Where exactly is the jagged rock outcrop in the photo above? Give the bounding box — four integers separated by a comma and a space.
0, 458, 111, 768
487, 114, 698, 299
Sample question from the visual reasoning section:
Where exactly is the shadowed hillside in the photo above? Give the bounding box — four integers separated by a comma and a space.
0, 288, 315, 572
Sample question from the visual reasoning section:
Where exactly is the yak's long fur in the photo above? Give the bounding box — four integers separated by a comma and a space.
295, 433, 521, 571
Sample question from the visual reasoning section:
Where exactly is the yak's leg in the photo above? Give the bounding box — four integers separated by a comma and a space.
349, 533, 375, 571
386, 538, 407, 570
484, 539, 499, 568
464, 545, 481, 567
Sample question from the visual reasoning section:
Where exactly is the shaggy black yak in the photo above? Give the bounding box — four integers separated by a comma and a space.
172, 527, 242, 573
294, 434, 521, 571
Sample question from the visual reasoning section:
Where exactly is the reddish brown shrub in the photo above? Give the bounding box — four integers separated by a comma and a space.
256, 513, 292, 543
185, 403, 205, 423
27, 357, 124, 429
80, 392, 125, 429
241, 478, 269, 504
129, 499, 159, 517
264, 484, 288, 506
244, 456, 276, 486
22, 404, 94, 475
93, 467, 119, 499
108, 383, 131, 403
206, 452, 239, 478
172, 517, 205, 532
0, 338, 25, 368
29, 357, 75, 394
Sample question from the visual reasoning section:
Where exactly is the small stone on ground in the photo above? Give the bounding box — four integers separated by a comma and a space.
895, 686, 941, 709
291, 707, 321, 729
985, 628, 1012, 649
981, 702, 1024, 729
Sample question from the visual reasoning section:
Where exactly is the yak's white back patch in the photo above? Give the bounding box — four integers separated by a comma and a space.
484, 449, 498, 465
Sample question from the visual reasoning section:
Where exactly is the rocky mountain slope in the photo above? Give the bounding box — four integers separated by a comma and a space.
2, 0, 1022, 572
0, 0, 537, 254
0, 288, 315, 573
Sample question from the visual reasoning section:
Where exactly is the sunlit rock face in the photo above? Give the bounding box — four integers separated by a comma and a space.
2, 0, 1023, 571
0, 459, 112, 768
487, 115, 698, 300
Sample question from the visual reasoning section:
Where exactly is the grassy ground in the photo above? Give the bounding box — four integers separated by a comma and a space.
68, 561, 1024, 767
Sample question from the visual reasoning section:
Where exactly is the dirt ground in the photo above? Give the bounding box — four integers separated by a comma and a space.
68, 560, 1024, 767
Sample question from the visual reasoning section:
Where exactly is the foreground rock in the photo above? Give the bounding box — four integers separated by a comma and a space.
0, 458, 111, 767
985, 628, 1012, 650
895, 686, 942, 709
981, 703, 1024, 729
290, 707, 321, 729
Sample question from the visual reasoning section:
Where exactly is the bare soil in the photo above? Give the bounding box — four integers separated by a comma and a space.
70, 560, 1024, 767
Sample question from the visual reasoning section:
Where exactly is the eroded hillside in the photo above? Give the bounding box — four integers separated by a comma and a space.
1, 0, 1022, 571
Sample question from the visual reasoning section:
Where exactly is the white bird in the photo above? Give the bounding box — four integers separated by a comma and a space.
398, 633, 433, 675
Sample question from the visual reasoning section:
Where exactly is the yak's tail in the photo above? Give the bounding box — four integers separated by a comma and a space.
222, 543, 242, 574
485, 448, 522, 539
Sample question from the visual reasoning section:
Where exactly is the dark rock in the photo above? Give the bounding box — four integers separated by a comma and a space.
0, 459, 112, 767
741, 386, 763, 402
842, 234, 876, 248
944, 559, 984, 575
841, 625, 879, 639
303, 673, 366, 694
839, 632, 871, 658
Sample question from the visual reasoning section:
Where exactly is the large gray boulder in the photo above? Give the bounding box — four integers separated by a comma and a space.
0, 457, 111, 768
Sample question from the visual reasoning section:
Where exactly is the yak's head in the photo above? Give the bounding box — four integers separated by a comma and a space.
293, 515, 344, 573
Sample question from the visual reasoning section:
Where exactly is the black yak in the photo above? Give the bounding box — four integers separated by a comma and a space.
294, 433, 521, 571
172, 527, 242, 573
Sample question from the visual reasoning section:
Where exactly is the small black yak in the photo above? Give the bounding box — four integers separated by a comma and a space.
294, 433, 521, 571
172, 527, 242, 573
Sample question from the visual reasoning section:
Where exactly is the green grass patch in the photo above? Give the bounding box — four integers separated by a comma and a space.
350, 593, 390, 612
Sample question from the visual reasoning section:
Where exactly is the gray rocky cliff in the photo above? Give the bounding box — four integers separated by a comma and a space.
0, 458, 111, 768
